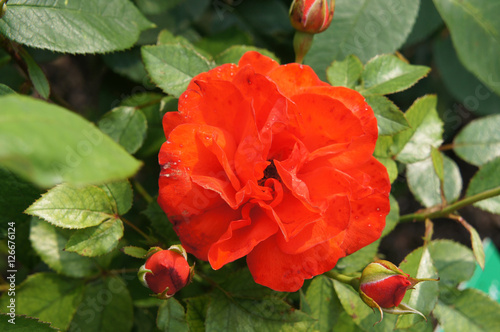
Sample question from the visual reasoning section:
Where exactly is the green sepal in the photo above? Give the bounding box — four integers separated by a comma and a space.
168, 244, 188, 261
145, 246, 164, 258
383, 302, 427, 321
154, 287, 173, 300
138, 263, 153, 288
359, 288, 384, 325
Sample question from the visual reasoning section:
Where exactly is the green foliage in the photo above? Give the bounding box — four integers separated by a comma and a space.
156, 298, 189, 332
433, 288, 500, 332
467, 158, 500, 214
2, 1, 500, 331
0, 95, 142, 188
454, 115, 500, 166
305, 0, 420, 78
0, 0, 153, 53
407, 153, 462, 207
142, 44, 214, 98
98, 107, 148, 154
433, 0, 500, 95
0, 273, 85, 330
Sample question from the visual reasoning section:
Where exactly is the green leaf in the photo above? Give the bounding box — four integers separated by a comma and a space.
157, 298, 189, 332
433, 288, 500, 332
65, 218, 124, 257
376, 157, 398, 184
25, 183, 115, 229
0, 166, 42, 226
305, 0, 420, 79
142, 200, 178, 245
466, 158, 500, 214
142, 43, 214, 98
0, 83, 15, 95
360, 54, 430, 95
305, 275, 343, 331
185, 295, 211, 332
396, 247, 439, 329
98, 180, 133, 216
0, 315, 58, 331
459, 220, 486, 270
326, 55, 363, 89
454, 114, 500, 166
431, 147, 445, 182
98, 106, 148, 154
366, 95, 410, 135
19, 50, 50, 99
434, 36, 500, 116
122, 245, 148, 259
214, 45, 279, 66
195, 29, 253, 57
205, 290, 315, 332
336, 240, 380, 274
333, 279, 398, 331
392, 95, 443, 163
0, 95, 142, 188
0, 0, 154, 54
0, 273, 85, 330
428, 239, 476, 286
406, 153, 462, 207
29, 217, 99, 277
405, 0, 443, 46
433, 0, 500, 96
69, 276, 133, 332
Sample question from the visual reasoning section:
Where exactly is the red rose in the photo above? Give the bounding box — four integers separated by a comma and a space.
139, 248, 191, 298
158, 51, 390, 292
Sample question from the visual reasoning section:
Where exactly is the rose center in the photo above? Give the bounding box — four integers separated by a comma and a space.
258, 160, 281, 186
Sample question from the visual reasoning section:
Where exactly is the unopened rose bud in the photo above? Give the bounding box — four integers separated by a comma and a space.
289, 0, 335, 63
289, 0, 335, 34
138, 245, 194, 299
359, 260, 438, 324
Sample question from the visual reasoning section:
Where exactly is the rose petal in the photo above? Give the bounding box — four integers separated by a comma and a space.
267, 63, 329, 97
158, 123, 240, 212
239, 51, 280, 76
289, 93, 365, 153
340, 192, 390, 255
208, 204, 279, 269
247, 235, 344, 292
172, 204, 240, 260
276, 195, 350, 255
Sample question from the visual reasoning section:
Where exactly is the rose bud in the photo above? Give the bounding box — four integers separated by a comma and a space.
289, 0, 335, 34
289, 0, 335, 63
359, 260, 438, 324
138, 245, 194, 299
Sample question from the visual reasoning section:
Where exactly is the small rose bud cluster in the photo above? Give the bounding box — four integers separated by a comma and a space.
138, 245, 194, 299
359, 260, 438, 324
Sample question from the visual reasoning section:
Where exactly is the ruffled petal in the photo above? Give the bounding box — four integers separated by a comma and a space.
276, 195, 350, 255
267, 63, 329, 97
158, 123, 240, 213
172, 204, 240, 260
288, 93, 365, 153
238, 51, 280, 76
208, 204, 279, 269
247, 235, 344, 292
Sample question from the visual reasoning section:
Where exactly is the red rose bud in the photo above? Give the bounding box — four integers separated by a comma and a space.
289, 0, 334, 34
359, 260, 438, 324
289, 0, 335, 63
138, 245, 193, 299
